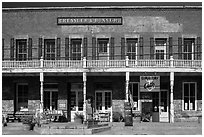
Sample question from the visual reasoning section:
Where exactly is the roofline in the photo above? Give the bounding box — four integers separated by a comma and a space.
2, 6, 202, 11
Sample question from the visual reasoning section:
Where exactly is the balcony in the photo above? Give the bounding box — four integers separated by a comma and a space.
2, 58, 202, 73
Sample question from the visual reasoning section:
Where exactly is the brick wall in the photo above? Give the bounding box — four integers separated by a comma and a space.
2, 8, 202, 60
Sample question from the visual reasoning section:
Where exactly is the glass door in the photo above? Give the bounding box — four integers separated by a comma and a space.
160, 90, 169, 122
43, 90, 58, 111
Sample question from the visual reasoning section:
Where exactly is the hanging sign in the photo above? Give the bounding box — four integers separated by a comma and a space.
140, 76, 160, 92
57, 17, 122, 25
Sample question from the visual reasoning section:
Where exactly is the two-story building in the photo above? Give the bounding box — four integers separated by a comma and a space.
2, 5, 202, 123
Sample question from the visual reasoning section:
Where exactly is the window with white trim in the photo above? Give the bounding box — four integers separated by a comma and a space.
129, 82, 139, 110
16, 39, 27, 61
71, 83, 83, 111
183, 38, 195, 60
155, 38, 167, 60
98, 38, 109, 53
183, 82, 196, 110
44, 39, 55, 60
16, 83, 28, 111
71, 38, 82, 60
126, 38, 138, 60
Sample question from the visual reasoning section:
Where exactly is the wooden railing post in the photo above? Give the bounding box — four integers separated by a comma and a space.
83, 57, 86, 68
170, 56, 174, 67
126, 56, 129, 67
40, 56, 44, 68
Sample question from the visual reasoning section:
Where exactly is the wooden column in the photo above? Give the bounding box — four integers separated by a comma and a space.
170, 56, 174, 123
83, 72, 87, 121
40, 57, 44, 113
126, 72, 130, 102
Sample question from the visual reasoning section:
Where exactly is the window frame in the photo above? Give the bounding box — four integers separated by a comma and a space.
129, 82, 140, 111
71, 38, 83, 60
97, 38, 109, 54
126, 38, 138, 60
154, 38, 167, 60
182, 82, 197, 111
182, 38, 195, 60
44, 39, 56, 60
70, 83, 83, 111
16, 39, 28, 61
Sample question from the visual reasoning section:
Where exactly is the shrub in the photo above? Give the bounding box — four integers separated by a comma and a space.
112, 111, 123, 122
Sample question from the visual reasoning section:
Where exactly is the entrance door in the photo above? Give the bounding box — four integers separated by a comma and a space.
44, 90, 58, 110
160, 90, 169, 122
95, 90, 112, 121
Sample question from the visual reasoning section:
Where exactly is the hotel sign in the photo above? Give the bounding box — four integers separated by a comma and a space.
140, 76, 160, 92
57, 17, 122, 25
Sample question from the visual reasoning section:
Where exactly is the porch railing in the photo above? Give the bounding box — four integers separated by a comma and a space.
2, 58, 202, 70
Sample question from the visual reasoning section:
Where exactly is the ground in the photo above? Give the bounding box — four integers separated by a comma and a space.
2, 121, 202, 135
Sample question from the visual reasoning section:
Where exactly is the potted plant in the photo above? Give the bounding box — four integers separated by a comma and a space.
22, 116, 35, 131
74, 112, 84, 124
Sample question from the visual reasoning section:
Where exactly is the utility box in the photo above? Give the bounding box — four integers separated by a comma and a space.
124, 102, 133, 126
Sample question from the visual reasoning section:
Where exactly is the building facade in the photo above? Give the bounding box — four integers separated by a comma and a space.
2, 5, 202, 122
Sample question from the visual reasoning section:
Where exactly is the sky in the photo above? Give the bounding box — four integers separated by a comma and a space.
2, 2, 202, 8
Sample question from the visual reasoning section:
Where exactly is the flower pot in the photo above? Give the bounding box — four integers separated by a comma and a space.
23, 123, 35, 131
74, 118, 83, 124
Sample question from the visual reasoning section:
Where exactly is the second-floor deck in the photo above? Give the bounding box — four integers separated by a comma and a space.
2, 57, 202, 73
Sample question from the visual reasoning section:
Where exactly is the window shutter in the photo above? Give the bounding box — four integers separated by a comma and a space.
2, 38, 4, 61
28, 38, 32, 60
38, 38, 43, 59
150, 37, 154, 59
10, 38, 14, 60
83, 37, 88, 58
70, 39, 73, 60
92, 37, 96, 60
57, 38, 61, 60
178, 37, 182, 59
139, 37, 143, 59
197, 37, 201, 60
169, 37, 173, 59
121, 37, 125, 59
110, 37, 114, 60
65, 38, 69, 60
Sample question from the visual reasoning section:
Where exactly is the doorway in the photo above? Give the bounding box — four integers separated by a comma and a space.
43, 90, 58, 110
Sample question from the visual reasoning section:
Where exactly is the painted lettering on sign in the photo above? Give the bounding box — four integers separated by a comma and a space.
140, 76, 160, 92
57, 17, 122, 25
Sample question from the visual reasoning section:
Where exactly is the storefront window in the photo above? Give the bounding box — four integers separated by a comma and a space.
183, 82, 196, 110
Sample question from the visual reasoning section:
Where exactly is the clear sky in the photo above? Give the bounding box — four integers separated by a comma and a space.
2, 2, 202, 8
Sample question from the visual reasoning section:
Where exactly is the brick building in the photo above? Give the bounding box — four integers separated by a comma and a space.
2, 5, 202, 123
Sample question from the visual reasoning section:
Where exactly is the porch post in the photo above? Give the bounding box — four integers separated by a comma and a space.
40, 56, 44, 113
83, 72, 87, 121
170, 56, 174, 123
126, 72, 130, 102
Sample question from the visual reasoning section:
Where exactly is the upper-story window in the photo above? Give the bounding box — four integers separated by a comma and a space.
155, 38, 167, 60
71, 38, 82, 60
16, 39, 27, 61
183, 38, 195, 60
98, 38, 109, 53
126, 38, 138, 60
44, 39, 55, 60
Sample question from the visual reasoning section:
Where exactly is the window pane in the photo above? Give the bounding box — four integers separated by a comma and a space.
184, 83, 189, 96
71, 91, 76, 111
190, 83, 195, 97
96, 92, 102, 110
190, 97, 195, 110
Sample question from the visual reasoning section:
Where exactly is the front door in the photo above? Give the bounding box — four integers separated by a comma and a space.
44, 90, 58, 110
159, 90, 169, 122
95, 90, 112, 121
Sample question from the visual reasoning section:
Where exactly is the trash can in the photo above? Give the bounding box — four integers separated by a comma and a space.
124, 102, 133, 126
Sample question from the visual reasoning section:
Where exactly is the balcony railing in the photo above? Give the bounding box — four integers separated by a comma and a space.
2, 58, 202, 70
